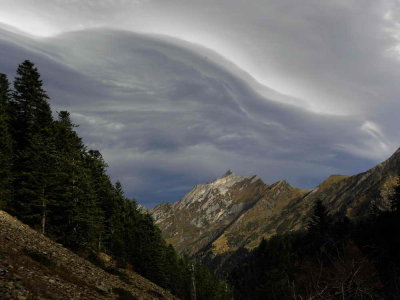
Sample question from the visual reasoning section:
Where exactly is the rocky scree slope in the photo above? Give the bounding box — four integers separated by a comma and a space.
152, 148, 400, 257
0, 210, 176, 300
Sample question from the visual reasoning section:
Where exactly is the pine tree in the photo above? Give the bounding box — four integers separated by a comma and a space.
56, 148, 105, 249
9, 60, 55, 231
135, 213, 167, 286
0, 74, 13, 208
308, 199, 330, 238
11, 61, 52, 147
49, 111, 95, 245
102, 181, 128, 257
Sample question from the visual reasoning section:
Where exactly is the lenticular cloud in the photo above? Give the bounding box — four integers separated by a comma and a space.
0, 26, 394, 206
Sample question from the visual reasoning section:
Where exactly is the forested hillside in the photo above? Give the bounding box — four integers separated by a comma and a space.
222, 192, 400, 299
0, 61, 231, 300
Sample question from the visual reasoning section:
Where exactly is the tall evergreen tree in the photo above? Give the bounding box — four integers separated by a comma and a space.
9, 60, 55, 232
0, 73, 13, 208
10, 61, 52, 147
308, 199, 330, 238
50, 111, 97, 246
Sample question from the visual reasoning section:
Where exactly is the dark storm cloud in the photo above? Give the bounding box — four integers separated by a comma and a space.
0, 27, 389, 206
1, 0, 400, 207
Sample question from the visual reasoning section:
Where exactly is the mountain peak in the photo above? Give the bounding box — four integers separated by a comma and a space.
152, 146, 400, 256
222, 169, 235, 177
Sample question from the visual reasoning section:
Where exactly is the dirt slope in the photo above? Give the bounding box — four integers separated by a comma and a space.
0, 210, 176, 300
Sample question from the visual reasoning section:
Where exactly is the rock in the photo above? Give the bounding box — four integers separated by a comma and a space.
96, 283, 109, 293
0, 268, 8, 275
98, 252, 112, 264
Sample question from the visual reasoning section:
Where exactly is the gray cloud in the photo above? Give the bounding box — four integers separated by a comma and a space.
0, 26, 394, 207
3, 0, 400, 207
2, 0, 400, 115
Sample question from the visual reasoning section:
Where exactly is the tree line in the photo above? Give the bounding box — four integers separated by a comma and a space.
225, 188, 400, 299
0, 61, 231, 299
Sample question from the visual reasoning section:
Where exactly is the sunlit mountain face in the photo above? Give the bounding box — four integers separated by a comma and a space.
1, 0, 400, 207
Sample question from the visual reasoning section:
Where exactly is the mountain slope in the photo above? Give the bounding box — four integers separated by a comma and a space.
0, 210, 175, 300
152, 148, 400, 257
152, 171, 267, 255
211, 180, 310, 254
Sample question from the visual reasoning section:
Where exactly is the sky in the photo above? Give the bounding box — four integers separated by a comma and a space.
1, 0, 400, 207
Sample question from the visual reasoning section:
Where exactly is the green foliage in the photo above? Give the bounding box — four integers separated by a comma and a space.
195, 263, 231, 300
226, 197, 400, 299
1, 61, 230, 300
228, 234, 296, 300
7, 60, 55, 232
0, 73, 12, 208
307, 199, 331, 238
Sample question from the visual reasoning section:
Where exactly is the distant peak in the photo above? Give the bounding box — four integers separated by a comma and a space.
223, 170, 235, 177
268, 180, 291, 190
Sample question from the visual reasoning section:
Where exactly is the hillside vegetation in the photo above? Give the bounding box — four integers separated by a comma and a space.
0, 61, 230, 300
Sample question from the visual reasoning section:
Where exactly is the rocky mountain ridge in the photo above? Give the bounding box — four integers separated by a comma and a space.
152, 148, 400, 257
152, 170, 267, 254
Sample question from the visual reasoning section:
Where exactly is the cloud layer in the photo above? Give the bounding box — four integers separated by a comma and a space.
1, 1, 400, 206
2, 0, 400, 115
0, 26, 396, 207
